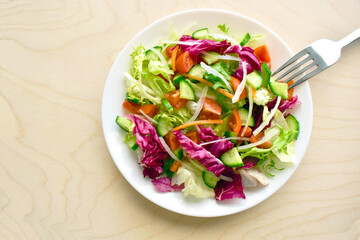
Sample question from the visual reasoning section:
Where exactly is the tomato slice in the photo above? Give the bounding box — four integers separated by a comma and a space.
164, 131, 180, 151
254, 44, 271, 63
231, 76, 247, 99
185, 131, 200, 144
175, 51, 194, 74
164, 90, 188, 109
228, 109, 242, 135
199, 97, 222, 120
138, 104, 158, 117
122, 100, 140, 114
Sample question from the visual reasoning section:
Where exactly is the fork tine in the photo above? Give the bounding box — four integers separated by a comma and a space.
272, 49, 308, 76
275, 55, 313, 81
288, 67, 322, 89
282, 61, 317, 84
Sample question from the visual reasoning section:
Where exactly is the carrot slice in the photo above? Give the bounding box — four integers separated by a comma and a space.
252, 87, 256, 99
182, 73, 234, 100
239, 126, 252, 138
171, 46, 179, 71
287, 80, 294, 100
172, 119, 223, 132
228, 109, 242, 135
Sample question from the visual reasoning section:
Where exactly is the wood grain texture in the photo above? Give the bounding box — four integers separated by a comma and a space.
0, 0, 359, 239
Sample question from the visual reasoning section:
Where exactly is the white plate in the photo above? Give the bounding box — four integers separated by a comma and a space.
102, 9, 313, 217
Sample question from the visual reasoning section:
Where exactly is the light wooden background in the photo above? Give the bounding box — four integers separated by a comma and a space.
1, 1, 360, 239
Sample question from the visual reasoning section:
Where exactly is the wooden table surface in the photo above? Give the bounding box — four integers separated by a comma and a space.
1, 1, 360, 239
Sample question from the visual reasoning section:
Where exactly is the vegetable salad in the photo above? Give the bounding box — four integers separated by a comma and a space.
115, 24, 300, 201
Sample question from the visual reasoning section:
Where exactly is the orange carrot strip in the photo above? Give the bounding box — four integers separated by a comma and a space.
171, 46, 179, 72
172, 119, 223, 132
252, 87, 256, 99
182, 74, 234, 99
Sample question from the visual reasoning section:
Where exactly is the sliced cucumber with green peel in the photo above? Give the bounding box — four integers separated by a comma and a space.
124, 135, 138, 150
240, 33, 251, 46
269, 80, 288, 99
179, 80, 196, 100
261, 62, 271, 88
286, 114, 300, 139
156, 117, 173, 137
237, 108, 255, 127
246, 71, 263, 89
224, 131, 238, 144
220, 148, 244, 167
115, 116, 134, 132
187, 64, 206, 79
145, 46, 162, 61
173, 75, 185, 86
202, 52, 221, 65
202, 171, 219, 188
192, 28, 209, 39
162, 98, 173, 111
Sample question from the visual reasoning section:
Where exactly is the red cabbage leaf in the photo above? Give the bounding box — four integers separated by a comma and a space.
173, 130, 225, 177
151, 177, 184, 192
126, 115, 168, 179
198, 126, 234, 158
214, 167, 245, 201
267, 96, 301, 112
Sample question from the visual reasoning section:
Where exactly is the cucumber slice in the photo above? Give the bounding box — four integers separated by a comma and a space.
124, 134, 138, 150
202, 52, 221, 65
286, 114, 300, 139
224, 131, 237, 144
188, 64, 206, 79
220, 148, 244, 167
192, 28, 209, 40
173, 148, 183, 160
246, 71, 263, 89
156, 117, 173, 137
269, 80, 288, 99
237, 108, 255, 127
179, 80, 196, 100
173, 75, 185, 86
115, 116, 134, 132
126, 92, 140, 104
202, 171, 219, 189
162, 98, 173, 112
261, 62, 271, 87
145, 46, 162, 61
240, 33, 251, 46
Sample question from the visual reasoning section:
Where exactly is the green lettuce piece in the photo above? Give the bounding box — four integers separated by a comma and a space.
148, 60, 174, 81
154, 112, 185, 127
212, 61, 231, 81
245, 34, 266, 49
253, 87, 276, 106
125, 72, 161, 104
218, 23, 230, 35
130, 45, 146, 80
171, 160, 215, 198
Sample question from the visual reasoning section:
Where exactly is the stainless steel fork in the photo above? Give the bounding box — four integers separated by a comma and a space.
272, 27, 360, 89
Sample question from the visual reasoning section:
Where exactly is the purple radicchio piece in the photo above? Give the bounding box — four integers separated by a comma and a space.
151, 177, 184, 192
197, 126, 234, 158
214, 167, 246, 201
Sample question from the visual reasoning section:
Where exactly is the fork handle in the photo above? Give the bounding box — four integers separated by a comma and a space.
337, 27, 360, 48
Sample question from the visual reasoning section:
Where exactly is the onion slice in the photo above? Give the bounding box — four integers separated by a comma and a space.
161, 40, 199, 46
186, 86, 208, 123
201, 51, 241, 62
159, 137, 179, 161
199, 137, 250, 146
237, 128, 279, 151
200, 62, 233, 93
232, 61, 248, 103
219, 175, 233, 182
253, 96, 282, 136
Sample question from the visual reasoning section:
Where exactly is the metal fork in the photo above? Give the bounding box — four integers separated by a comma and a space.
273, 27, 360, 89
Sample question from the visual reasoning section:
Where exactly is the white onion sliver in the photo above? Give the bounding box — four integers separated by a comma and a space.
200, 62, 233, 93
219, 175, 233, 182
139, 109, 158, 124
159, 137, 179, 161
209, 33, 240, 47
186, 87, 208, 123
199, 137, 250, 146
237, 129, 279, 151
253, 96, 282, 136
232, 61, 248, 103
149, 47, 168, 66
240, 85, 253, 137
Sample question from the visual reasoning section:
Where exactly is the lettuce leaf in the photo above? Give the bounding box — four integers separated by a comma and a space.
151, 177, 184, 192
130, 45, 146, 80
173, 130, 225, 177
126, 115, 168, 179
147, 60, 174, 81
171, 160, 215, 198
214, 167, 245, 201
253, 87, 276, 106
198, 126, 234, 158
